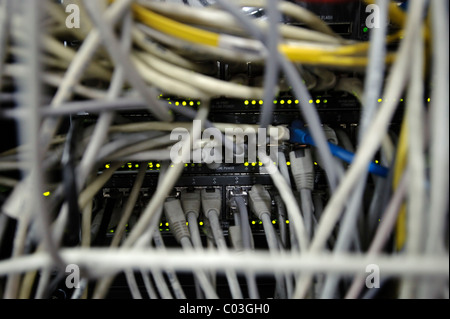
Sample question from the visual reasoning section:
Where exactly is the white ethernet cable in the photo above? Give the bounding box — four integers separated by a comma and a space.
165, 197, 218, 299
82, 0, 173, 122
292, 0, 428, 299
289, 148, 314, 240
201, 188, 243, 299
180, 190, 203, 250
248, 184, 287, 299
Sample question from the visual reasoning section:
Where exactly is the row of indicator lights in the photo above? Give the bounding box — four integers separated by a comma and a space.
155, 220, 290, 228
377, 98, 431, 103
159, 95, 431, 106
103, 162, 323, 169
158, 95, 201, 106
244, 99, 328, 105
108, 219, 292, 233
244, 98, 432, 105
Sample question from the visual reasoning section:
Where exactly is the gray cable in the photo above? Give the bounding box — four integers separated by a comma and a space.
359, 0, 389, 144
233, 196, 260, 299
207, 209, 243, 299
82, 0, 172, 122
187, 213, 203, 249
418, 0, 449, 299
278, 151, 292, 188
320, 0, 389, 299
260, 213, 287, 299
259, 0, 280, 129
299, 189, 314, 240
77, 9, 132, 189
216, 0, 340, 192
15, 0, 64, 270
320, 177, 365, 299
234, 196, 252, 250
0, 0, 11, 92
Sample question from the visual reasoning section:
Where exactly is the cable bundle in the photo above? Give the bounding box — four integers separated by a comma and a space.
0, 0, 448, 300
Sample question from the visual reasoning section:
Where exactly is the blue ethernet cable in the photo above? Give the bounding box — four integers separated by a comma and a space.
290, 122, 389, 178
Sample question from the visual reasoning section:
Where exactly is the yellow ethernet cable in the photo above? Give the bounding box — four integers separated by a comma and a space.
132, 3, 219, 47
393, 118, 408, 251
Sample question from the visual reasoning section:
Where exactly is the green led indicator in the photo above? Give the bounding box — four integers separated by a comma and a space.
363, 27, 369, 33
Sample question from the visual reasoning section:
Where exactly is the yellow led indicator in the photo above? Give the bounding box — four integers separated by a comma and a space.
295, 100, 299, 104
316, 99, 321, 104
286, 161, 291, 166
287, 100, 292, 104
43, 191, 51, 197
286, 220, 290, 224
190, 101, 194, 106
272, 220, 276, 224
199, 221, 204, 226
427, 98, 431, 102
259, 100, 264, 105
127, 163, 132, 168
314, 162, 318, 166
244, 162, 249, 167
280, 100, 285, 105
182, 101, 187, 106
185, 163, 188, 167
156, 163, 161, 168
175, 101, 180, 106
252, 220, 256, 225
105, 164, 110, 169
244, 100, 249, 105
160, 223, 163, 227
252, 100, 256, 105
258, 161, 263, 166
378, 98, 383, 103
375, 160, 379, 164
251, 162, 256, 166
186, 222, 189, 226
165, 222, 169, 227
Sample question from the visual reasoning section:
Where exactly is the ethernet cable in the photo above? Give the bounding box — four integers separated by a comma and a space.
213, 0, 341, 193
121, 102, 209, 248
290, 125, 389, 178
258, 152, 309, 253
180, 190, 203, 250
345, 171, 409, 299
135, 51, 265, 99
293, 0, 429, 299
230, 195, 260, 299
180, 189, 205, 299
418, 0, 449, 299
130, 1, 397, 67
0, 0, 447, 300
201, 188, 243, 299
12, 0, 65, 273
399, 18, 427, 299
164, 197, 218, 299
259, 0, 280, 129
249, 185, 287, 298
289, 148, 315, 239
0, 248, 447, 281
77, 8, 131, 191
82, 0, 173, 122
